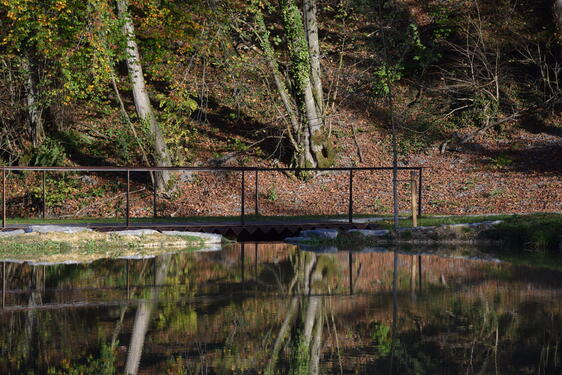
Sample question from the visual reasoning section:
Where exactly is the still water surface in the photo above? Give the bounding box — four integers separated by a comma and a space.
1, 243, 561, 374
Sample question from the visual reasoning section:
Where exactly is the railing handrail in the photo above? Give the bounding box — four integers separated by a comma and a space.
0, 165, 424, 172
1, 165, 425, 228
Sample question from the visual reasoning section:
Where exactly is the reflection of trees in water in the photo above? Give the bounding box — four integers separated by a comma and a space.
265, 251, 336, 375
125, 255, 171, 375
1, 246, 562, 374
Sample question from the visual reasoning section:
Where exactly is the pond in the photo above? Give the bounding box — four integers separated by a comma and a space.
0, 243, 561, 374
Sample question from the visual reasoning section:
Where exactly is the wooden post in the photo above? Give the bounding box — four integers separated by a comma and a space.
241, 170, 245, 225
152, 172, 157, 218
42, 170, 46, 219
348, 169, 353, 223
126, 169, 130, 227
2, 168, 5, 229
410, 170, 418, 227
418, 168, 423, 217
254, 170, 259, 215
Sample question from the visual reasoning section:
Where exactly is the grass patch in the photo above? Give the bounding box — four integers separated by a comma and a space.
0, 231, 208, 263
378, 214, 513, 229
484, 213, 562, 251
379, 213, 562, 252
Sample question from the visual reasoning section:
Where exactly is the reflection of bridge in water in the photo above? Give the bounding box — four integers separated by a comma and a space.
2, 243, 560, 312
0, 165, 424, 239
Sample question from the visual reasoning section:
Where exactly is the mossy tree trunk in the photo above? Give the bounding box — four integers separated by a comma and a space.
117, 0, 172, 191
254, 0, 333, 169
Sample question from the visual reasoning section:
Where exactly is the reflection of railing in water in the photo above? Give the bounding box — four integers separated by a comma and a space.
2, 251, 410, 310
3, 247, 560, 312
0, 165, 424, 227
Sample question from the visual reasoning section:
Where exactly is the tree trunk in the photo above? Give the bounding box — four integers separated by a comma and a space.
279, 0, 332, 169
116, 0, 172, 191
253, 10, 302, 155
303, 0, 323, 115
22, 56, 44, 148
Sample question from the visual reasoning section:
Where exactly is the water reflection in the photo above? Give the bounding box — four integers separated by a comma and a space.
0, 244, 561, 374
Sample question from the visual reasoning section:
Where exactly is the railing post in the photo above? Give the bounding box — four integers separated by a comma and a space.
254, 170, 259, 215
126, 169, 130, 227
2, 168, 5, 229
152, 172, 157, 218
42, 170, 46, 219
241, 169, 245, 225
410, 170, 418, 227
348, 169, 354, 223
418, 168, 423, 217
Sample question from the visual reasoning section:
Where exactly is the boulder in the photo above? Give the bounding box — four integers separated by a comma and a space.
346, 229, 390, 237
25, 225, 92, 234
0, 229, 25, 237
113, 229, 159, 236
300, 229, 338, 239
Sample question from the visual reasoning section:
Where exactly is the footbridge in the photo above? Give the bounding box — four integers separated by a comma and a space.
0, 166, 424, 239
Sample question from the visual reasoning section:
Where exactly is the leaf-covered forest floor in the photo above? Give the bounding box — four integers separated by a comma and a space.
4, 120, 560, 221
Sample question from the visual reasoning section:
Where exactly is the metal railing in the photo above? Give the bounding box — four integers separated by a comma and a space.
0, 166, 424, 227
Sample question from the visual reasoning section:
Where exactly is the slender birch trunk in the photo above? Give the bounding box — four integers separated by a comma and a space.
116, 0, 172, 191
303, 0, 323, 114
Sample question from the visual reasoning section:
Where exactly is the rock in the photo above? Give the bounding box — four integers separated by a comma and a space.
0, 229, 25, 237
25, 225, 92, 234
300, 229, 338, 239
113, 229, 159, 236
346, 229, 390, 237
161, 231, 222, 243
179, 170, 196, 183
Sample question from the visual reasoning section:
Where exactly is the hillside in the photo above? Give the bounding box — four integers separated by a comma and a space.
0, 0, 560, 216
